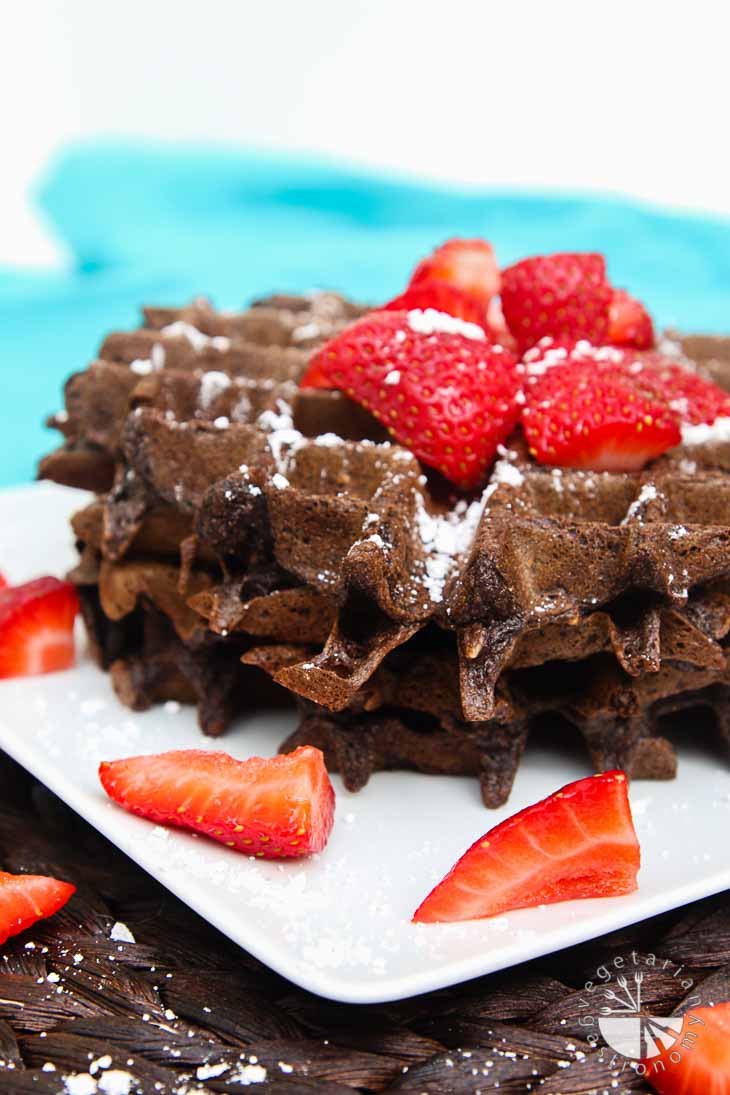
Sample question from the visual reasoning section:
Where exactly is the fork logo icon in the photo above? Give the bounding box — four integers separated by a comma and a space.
577, 950, 700, 1073
597, 972, 685, 1060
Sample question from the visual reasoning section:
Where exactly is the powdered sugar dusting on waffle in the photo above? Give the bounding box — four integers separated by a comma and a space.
198, 370, 232, 410
681, 416, 730, 446
161, 321, 231, 352
416, 493, 484, 604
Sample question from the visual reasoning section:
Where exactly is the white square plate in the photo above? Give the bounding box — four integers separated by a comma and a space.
1, 482, 729, 1004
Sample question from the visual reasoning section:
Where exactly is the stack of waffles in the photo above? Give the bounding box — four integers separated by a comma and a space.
40, 293, 730, 807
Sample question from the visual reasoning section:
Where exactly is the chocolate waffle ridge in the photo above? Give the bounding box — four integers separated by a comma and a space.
41, 291, 730, 805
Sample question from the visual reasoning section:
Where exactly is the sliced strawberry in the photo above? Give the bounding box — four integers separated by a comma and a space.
413, 771, 640, 923
409, 238, 500, 305
99, 746, 335, 858
522, 346, 680, 471
300, 309, 522, 490
501, 252, 613, 351
0, 870, 76, 945
642, 1002, 730, 1095
626, 351, 730, 426
384, 282, 487, 328
0, 577, 79, 679
608, 288, 655, 350
520, 341, 730, 470
485, 297, 518, 352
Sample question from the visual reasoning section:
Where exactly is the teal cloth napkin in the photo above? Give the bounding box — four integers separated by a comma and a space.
3, 140, 730, 486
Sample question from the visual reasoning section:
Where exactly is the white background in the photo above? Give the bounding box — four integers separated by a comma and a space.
5, 0, 730, 267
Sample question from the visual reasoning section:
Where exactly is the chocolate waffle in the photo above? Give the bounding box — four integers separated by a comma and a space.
41, 294, 730, 805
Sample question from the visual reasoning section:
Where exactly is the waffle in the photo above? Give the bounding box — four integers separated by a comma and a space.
41, 296, 730, 804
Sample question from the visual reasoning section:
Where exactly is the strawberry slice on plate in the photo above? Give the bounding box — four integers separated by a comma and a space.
501, 251, 613, 351
99, 746, 335, 858
642, 1002, 730, 1094
409, 238, 500, 305
413, 771, 640, 923
0, 577, 79, 678
609, 288, 655, 350
301, 309, 522, 490
384, 282, 487, 328
0, 871, 76, 945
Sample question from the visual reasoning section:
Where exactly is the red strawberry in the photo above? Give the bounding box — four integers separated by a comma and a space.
413, 771, 639, 923
300, 310, 522, 490
521, 343, 681, 470
384, 282, 487, 328
501, 252, 613, 351
99, 746, 335, 858
0, 577, 79, 679
642, 1002, 730, 1095
0, 573, 7, 590
486, 297, 518, 352
0, 870, 76, 945
626, 351, 730, 426
608, 289, 655, 349
409, 238, 500, 305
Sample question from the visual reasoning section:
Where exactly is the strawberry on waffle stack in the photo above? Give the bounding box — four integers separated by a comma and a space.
40, 238, 730, 807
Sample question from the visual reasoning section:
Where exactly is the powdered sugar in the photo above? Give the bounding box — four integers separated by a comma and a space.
415, 492, 484, 603
150, 342, 166, 370
109, 921, 135, 944
492, 459, 524, 488
257, 401, 304, 471
271, 473, 290, 490
161, 321, 231, 352
228, 1062, 268, 1085
406, 308, 486, 341
622, 483, 658, 524
291, 321, 321, 343
523, 338, 624, 377
196, 1062, 229, 1080
681, 416, 730, 446
129, 358, 159, 376
198, 370, 231, 410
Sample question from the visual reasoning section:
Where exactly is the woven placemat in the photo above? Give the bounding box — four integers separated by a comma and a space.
1, 749, 728, 1095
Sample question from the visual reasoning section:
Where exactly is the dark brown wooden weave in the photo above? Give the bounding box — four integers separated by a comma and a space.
1, 750, 728, 1095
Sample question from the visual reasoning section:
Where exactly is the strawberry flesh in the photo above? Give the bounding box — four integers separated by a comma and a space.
502, 252, 613, 352
301, 309, 522, 490
608, 288, 655, 349
409, 238, 500, 305
385, 282, 487, 328
99, 746, 336, 858
0, 870, 76, 945
413, 771, 640, 923
0, 577, 79, 678
642, 1002, 730, 1094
